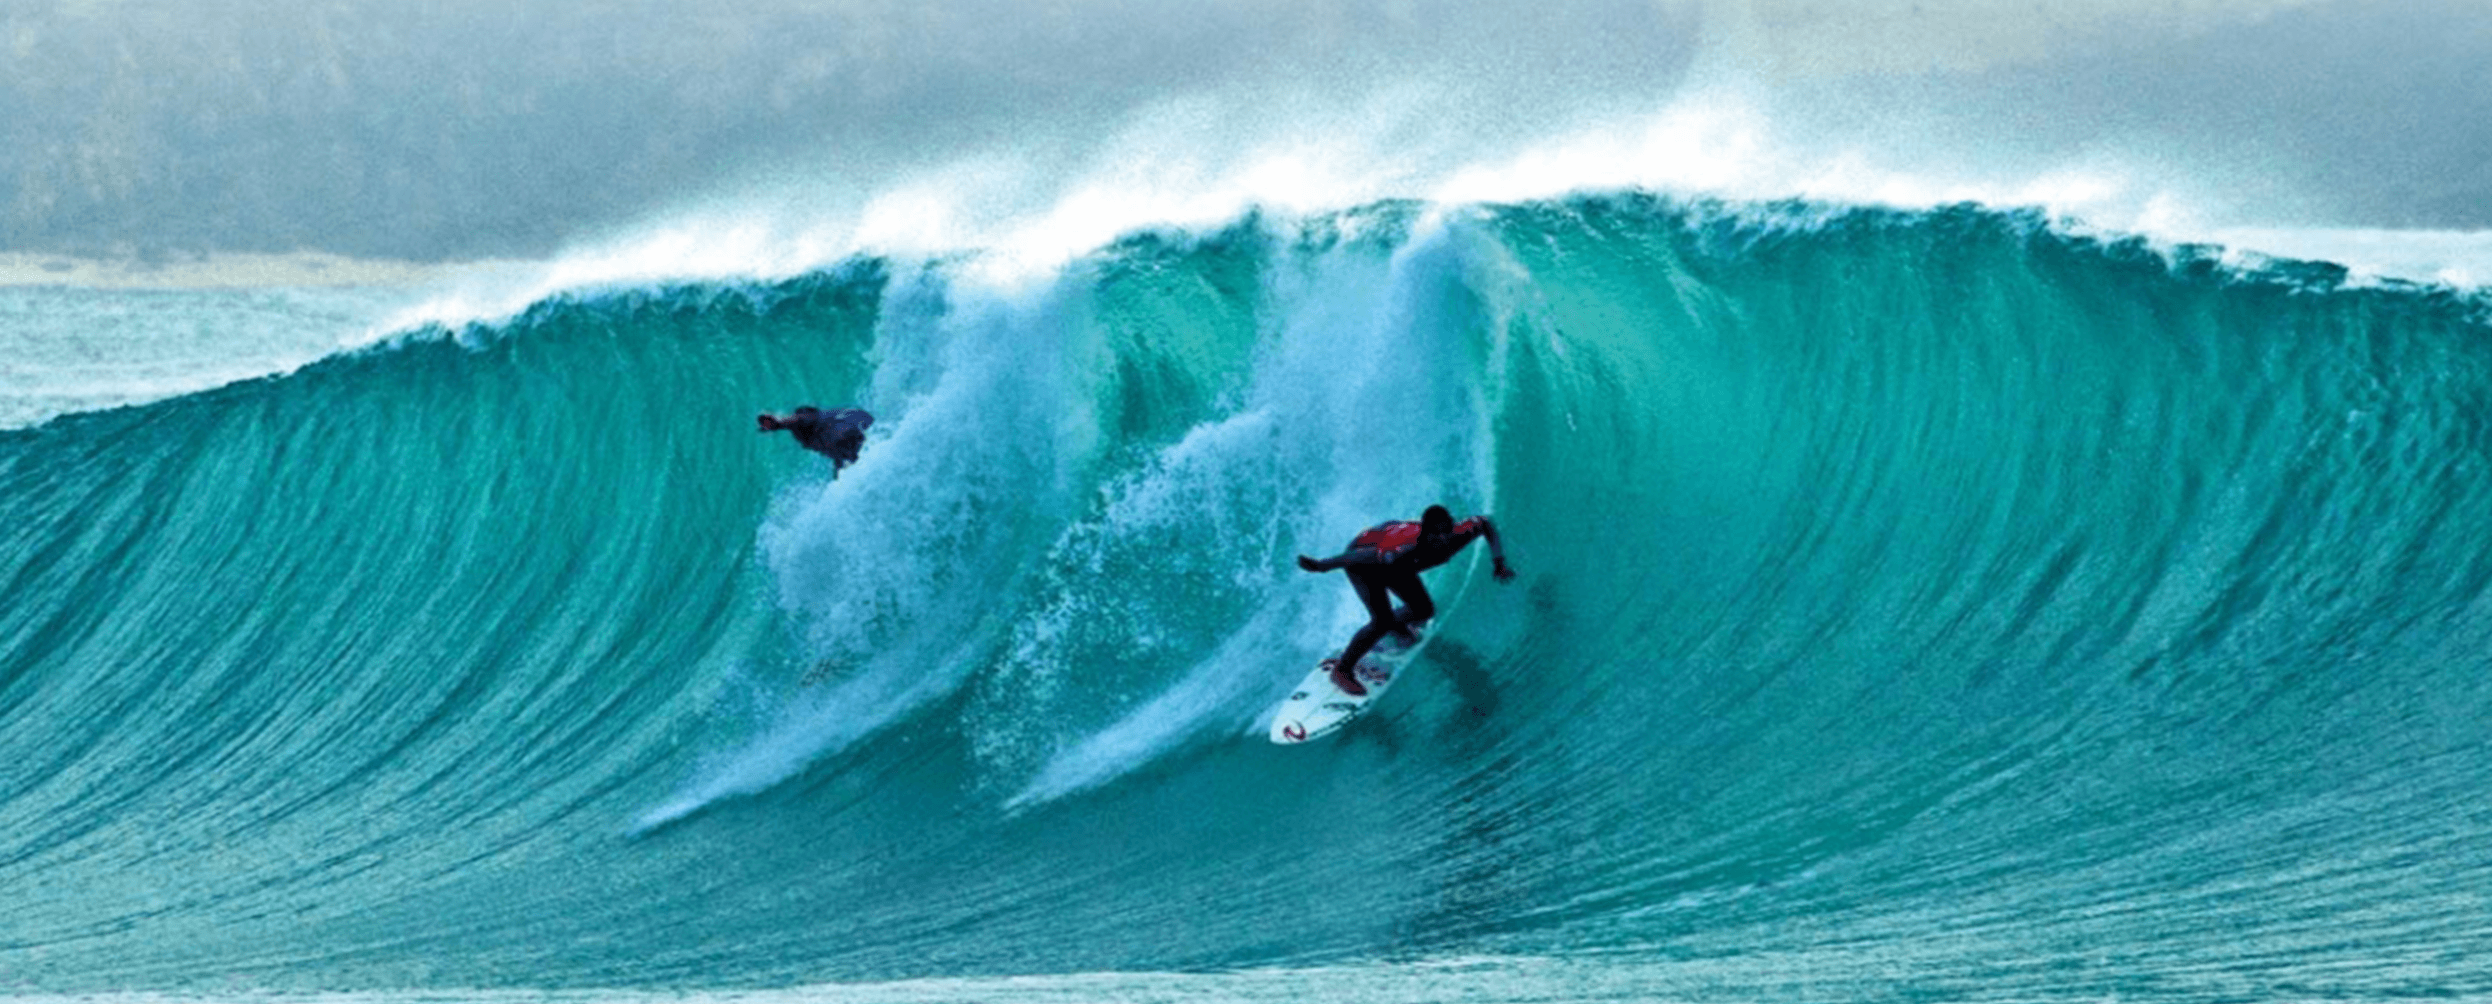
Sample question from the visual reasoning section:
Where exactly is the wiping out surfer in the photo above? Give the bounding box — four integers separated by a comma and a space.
758, 406, 873, 476
1297, 504, 1514, 696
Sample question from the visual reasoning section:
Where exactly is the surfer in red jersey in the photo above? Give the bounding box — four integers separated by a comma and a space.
758, 406, 874, 476
1296, 505, 1514, 695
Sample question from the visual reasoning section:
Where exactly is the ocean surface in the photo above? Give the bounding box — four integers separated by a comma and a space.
6, 195, 2492, 1001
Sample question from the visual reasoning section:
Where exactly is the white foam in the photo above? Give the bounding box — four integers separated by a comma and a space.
393, 79, 2483, 345
2194, 227, 2492, 290
999, 213, 1504, 808
633, 261, 1107, 831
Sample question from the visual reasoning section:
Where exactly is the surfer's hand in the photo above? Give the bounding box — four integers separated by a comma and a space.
1493, 558, 1516, 583
1297, 555, 1324, 573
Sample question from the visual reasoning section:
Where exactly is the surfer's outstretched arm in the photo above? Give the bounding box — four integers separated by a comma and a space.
1474, 516, 1516, 582
1297, 546, 1385, 573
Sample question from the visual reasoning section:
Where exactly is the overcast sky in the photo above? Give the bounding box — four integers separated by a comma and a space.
5, 0, 2487, 262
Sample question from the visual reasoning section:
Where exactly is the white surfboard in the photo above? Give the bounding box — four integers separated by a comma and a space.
1268, 635, 1421, 744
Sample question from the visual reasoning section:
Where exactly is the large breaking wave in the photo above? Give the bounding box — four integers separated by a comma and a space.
5, 196, 2491, 998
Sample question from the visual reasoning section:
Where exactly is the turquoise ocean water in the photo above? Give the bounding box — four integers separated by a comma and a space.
5, 196, 2491, 1000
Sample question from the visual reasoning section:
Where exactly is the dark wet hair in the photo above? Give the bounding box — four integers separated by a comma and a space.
1421, 505, 1454, 535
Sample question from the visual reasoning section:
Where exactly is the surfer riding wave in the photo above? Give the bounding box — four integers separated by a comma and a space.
1297, 505, 1514, 695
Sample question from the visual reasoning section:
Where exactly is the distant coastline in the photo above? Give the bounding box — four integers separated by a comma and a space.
0, 251, 525, 289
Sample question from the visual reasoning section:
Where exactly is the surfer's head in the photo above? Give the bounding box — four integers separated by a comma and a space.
1420, 505, 1455, 538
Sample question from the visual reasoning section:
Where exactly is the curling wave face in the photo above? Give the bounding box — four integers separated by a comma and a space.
4, 196, 2491, 997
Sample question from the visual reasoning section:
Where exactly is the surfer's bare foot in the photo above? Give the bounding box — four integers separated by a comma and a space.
1325, 659, 1367, 696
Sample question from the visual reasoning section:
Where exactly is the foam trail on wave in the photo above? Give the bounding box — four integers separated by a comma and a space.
996, 214, 1504, 808
2198, 227, 2492, 289
632, 263, 1104, 832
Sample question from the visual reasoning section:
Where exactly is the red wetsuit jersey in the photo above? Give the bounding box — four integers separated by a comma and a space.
1351, 517, 1488, 572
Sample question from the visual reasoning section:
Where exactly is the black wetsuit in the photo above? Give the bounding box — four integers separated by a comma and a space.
785, 407, 873, 470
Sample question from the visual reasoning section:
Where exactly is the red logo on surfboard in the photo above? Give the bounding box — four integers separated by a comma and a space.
1282, 723, 1306, 741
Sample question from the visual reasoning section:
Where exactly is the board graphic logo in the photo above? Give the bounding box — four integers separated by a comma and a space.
1281, 723, 1307, 741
